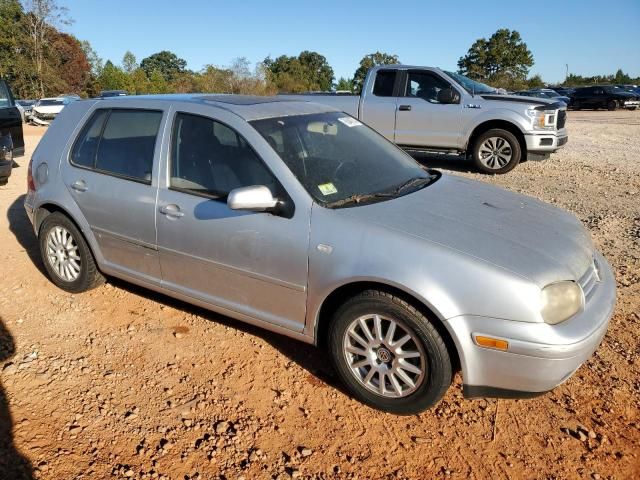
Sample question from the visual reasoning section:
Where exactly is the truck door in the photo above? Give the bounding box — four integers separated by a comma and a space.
393, 70, 463, 149
359, 69, 400, 141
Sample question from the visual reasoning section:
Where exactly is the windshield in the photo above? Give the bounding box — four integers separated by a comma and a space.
250, 112, 435, 207
603, 86, 624, 93
443, 71, 497, 94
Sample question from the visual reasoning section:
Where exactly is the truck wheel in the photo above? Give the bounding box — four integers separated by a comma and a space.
472, 129, 521, 174
39, 212, 105, 293
607, 100, 617, 111
328, 290, 452, 415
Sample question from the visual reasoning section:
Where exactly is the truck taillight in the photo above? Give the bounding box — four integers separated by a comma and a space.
27, 157, 36, 192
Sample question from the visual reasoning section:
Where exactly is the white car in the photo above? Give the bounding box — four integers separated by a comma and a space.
30, 96, 78, 125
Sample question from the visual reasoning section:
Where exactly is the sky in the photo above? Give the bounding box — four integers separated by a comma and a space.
62, 0, 640, 83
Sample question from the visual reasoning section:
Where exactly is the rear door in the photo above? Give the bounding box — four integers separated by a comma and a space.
62, 107, 166, 281
0, 80, 24, 156
359, 69, 400, 141
393, 70, 463, 148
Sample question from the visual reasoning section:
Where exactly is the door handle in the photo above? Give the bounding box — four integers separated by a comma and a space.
70, 180, 88, 192
159, 204, 184, 218
398, 105, 412, 111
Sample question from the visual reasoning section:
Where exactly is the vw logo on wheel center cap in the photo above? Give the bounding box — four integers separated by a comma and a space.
376, 347, 392, 363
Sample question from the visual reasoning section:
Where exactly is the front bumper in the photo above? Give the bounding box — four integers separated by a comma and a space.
622, 100, 639, 109
447, 250, 616, 398
524, 127, 568, 155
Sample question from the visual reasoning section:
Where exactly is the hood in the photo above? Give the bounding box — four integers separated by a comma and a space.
342, 175, 593, 286
33, 104, 65, 114
611, 91, 638, 99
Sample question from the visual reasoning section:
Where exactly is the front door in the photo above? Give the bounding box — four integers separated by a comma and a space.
0, 80, 24, 156
393, 70, 463, 149
62, 107, 164, 280
156, 110, 310, 332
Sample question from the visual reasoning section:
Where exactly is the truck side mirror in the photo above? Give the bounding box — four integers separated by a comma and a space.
437, 87, 460, 104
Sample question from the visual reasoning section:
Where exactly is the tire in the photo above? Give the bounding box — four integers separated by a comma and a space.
39, 212, 104, 293
629, 107, 637, 111
471, 128, 521, 174
607, 100, 617, 111
328, 290, 452, 415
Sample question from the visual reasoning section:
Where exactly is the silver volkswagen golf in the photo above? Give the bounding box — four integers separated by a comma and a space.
24, 95, 616, 414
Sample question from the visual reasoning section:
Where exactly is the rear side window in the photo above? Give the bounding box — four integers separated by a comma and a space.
70, 108, 162, 183
372, 70, 396, 97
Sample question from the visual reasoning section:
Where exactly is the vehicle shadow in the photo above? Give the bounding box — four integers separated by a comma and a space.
409, 152, 476, 174
0, 317, 35, 479
107, 277, 347, 396
7, 195, 46, 277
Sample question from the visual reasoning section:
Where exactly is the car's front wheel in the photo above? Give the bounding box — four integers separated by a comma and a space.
39, 212, 104, 293
328, 290, 452, 414
607, 100, 618, 111
472, 128, 522, 174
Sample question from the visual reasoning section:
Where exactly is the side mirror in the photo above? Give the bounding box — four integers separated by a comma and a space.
227, 185, 278, 212
437, 87, 460, 104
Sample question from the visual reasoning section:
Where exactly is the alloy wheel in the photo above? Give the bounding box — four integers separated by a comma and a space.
342, 314, 426, 398
478, 136, 513, 170
46, 226, 81, 282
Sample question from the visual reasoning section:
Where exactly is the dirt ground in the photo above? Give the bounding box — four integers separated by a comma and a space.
0, 113, 638, 480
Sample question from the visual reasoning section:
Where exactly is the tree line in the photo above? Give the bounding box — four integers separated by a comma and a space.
1, 1, 638, 100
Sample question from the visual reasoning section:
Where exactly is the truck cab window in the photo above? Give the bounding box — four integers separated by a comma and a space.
406, 72, 451, 103
372, 70, 396, 97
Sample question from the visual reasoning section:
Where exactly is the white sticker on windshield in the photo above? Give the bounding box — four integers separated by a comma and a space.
337, 117, 362, 128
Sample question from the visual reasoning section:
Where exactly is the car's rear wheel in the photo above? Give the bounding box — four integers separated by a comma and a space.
607, 100, 617, 111
39, 212, 104, 293
328, 290, 452, 414
472, 128, 521, 174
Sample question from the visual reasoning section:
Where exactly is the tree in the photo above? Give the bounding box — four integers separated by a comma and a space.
49, 31, 90, 95
22, 0, 71, 96
0, 0, 33, 96
613, 68, 631, 84
353, 52, 399, 93
298, 50, 334, 91
140, 50, 187, 82
122, 50, 137, 74
97, 60, 127, 91
335, 77, 354, 92
457, 29, 533, 83
263, 51, 334, 92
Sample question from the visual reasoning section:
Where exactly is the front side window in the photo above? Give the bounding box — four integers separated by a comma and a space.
70, 108, 162, 182
372, 70, 397, 97
405, 71, 453, 103
170, 112, 277, 198
443, 71, 497, 95
250, 112, 437, 207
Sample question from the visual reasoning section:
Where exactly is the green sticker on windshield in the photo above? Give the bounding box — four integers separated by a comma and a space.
318, 183, 338, 196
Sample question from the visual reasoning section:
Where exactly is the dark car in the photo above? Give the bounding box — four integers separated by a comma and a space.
571, 85, 639, 111
550, 87, 575, 97
0, 79, 25, 185
99, 90, 128, 98
513, 89, 571, 105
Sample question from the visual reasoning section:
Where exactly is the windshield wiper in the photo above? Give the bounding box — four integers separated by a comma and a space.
391, 175, 435, 195
325, 175, 436, 208
324, 191, 396, 208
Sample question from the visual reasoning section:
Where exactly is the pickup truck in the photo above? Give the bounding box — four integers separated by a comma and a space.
0, 79, 25, 185
283, 66, 568, 174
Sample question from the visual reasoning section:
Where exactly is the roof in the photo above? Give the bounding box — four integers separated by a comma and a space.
95, 94, 338, 121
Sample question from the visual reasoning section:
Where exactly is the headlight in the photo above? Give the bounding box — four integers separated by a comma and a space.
540, 281, 583, 325
526, 108, 556, 130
